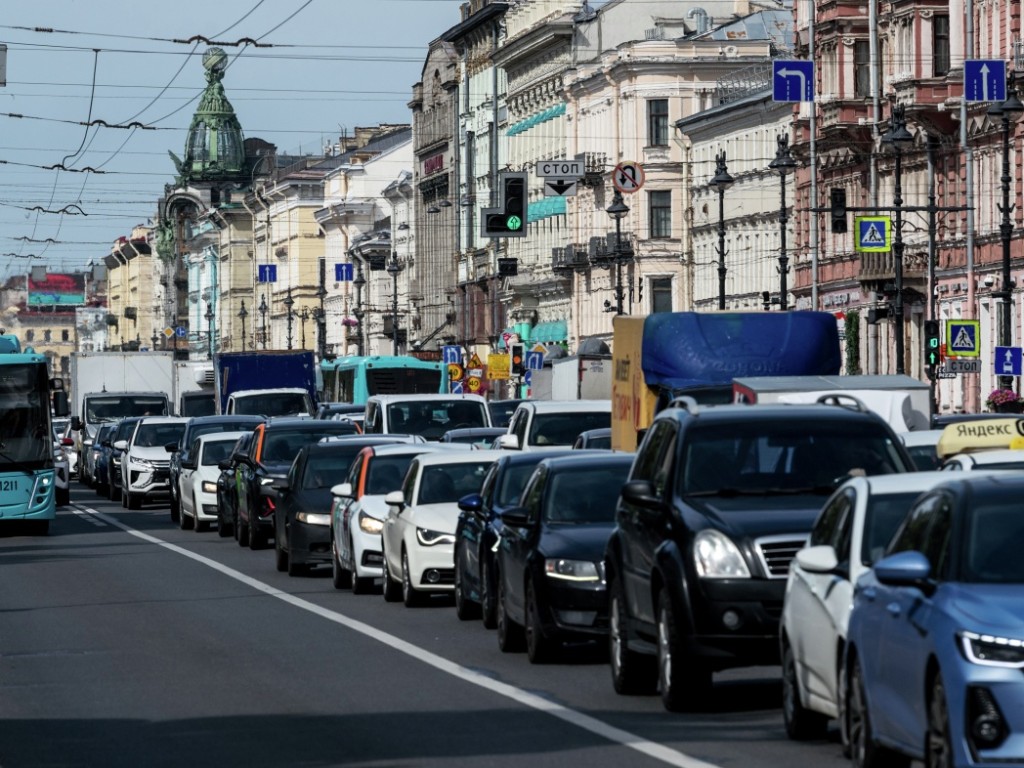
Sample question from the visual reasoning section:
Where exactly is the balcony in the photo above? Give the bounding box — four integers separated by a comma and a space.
858, 251, 928, 287
589, 232, 634, 268
551, 243, 589, 275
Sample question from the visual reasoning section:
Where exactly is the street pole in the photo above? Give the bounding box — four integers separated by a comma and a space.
769, 135, 797, 310
284, 287, 295, 351
386, 256, 401, 355
258, 294, 268, 351
882, 105, 914, 375
709, 151, 734, 310
606, 191, 630, 316
238, 300, 248, 352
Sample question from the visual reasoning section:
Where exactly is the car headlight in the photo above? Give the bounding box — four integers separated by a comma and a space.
296, 512, 331, 526
131, 457, 155, 469
201, 481, 218, 494
416, 527, 455, 546
260, 477, 276, 486
545, 558, 602, 582
358, 511, 384, 534
960, 631, 1024, 667
693, 529, 751, 579
112, 457, 121, 466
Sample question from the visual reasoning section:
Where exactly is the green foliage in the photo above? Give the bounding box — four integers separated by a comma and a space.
845, 310, 862, 375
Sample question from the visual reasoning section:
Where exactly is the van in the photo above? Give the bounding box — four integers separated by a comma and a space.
363, 394, 491, 441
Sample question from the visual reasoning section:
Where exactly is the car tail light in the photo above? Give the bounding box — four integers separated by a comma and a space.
260, 496, 276, 518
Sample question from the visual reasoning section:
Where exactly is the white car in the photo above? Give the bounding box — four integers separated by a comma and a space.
940, 448, 1024, 470
497, 399, 611, 451
381, 450, 504, 606
363, 393, 492, 440
897, 428, 943, 470
115, 416, 188, 510
779, 470, 997, 743
177, 431, 249, 532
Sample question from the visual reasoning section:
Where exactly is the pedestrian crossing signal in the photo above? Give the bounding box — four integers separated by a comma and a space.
925, 320, 941, 367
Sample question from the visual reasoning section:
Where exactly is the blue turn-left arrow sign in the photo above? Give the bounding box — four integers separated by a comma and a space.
772, 60, 814, 103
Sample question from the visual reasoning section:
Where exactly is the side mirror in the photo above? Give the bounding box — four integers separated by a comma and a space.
164, 442, 179, 453
458, 493, 483, 514
794, 545, 839, 575
384, 490, 405, 510
180, 460, 197, 471
217, 459, 232, 471
500, 506, 532, 527
113, 439, 128, 451
497, 434, 520, 450
331, 481, 353, 498
70, 416, 82, 431
873, 550, 932, 588
52, 390, 69, 417
620, 479, 664, 511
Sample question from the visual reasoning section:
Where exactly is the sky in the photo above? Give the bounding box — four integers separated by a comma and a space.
0, 0, 467, 282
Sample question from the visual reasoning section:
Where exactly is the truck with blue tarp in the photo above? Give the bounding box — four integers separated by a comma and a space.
0, 332, 69, 533
611, 312, 842, 452
214, 350, 318, 416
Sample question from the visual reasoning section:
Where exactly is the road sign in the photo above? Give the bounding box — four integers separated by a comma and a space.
447, 363, 464, 382
947, 360, 981, 373
467, 352, 483, 369
257, 264, 277, 283
442, 345, 461, 365
855, 216, 892, 253
612, 162, 645, 194
935, 369, 958, 380
466, 375, 482, 393
543, 179, 578, 197
450, 380, 464, 394
537, 159, 583, 177
335, 263, 353, 282
525, 351, 544, 371
964, 60, 1006, 102
163, 327, 175, 339
175, 326, 187, 338
772, 60, 815, 102
947, 320, 981, 358
995, 346, 1023, 376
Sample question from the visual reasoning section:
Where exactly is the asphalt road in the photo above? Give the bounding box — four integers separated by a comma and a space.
0, 487, 852, 768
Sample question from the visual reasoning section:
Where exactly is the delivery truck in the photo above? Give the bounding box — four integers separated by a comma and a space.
214, 350, 318, 417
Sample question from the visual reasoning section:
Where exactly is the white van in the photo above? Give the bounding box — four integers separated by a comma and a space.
498, 399, 611, 451
363, 394, 491, 441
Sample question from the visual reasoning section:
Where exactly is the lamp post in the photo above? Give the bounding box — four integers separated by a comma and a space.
353, 264, 366, 356
882, 104, 915, 375
283, 288, 295, 351
386, 256, 402, 355
237, 300, 248, 351
258, 294, 268, 350
768, 135, 798, 311
298, 307, 310, 350
204, 301, 214, 361
709, 151, 735, 310
315, 283, 327, 360
606, 191, 630, 316
151, 330, 159, 351
988, 79, 1024, 387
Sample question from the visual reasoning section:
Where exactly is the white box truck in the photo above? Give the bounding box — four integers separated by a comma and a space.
173, 360, 216, 417
530, 355, 612, 400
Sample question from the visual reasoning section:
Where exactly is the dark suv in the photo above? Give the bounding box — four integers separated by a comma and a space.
604, 397, 914, 712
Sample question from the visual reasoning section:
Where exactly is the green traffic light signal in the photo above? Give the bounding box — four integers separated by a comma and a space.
506, 215, 522, 231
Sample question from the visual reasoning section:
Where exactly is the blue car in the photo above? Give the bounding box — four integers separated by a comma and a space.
846, 473, 1024, 768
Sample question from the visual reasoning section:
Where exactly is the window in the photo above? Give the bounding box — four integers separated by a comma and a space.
651, 277, 673, 314
854, 41, 871, 98
62, 329, 69, 342
647, 99, 668, 146
933, 15, 950, 76
649, 190, 671, 238
44, 330, 52, 342
24, 330, 34, 342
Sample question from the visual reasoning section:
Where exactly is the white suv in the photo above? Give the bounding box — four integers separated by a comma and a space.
115, 416, 188, 510
363, 394, 491, 441
497, 400, 611, 451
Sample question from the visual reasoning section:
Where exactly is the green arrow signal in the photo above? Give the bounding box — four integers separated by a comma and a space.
506, 215, 523, 231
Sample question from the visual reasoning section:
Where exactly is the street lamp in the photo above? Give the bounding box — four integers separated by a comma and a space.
882, 104, 915, 375
606, 191, 630, 316
315, 283, 327, 360
709, 151, 735, 310
298, 307, 311, 350
151, 330, 159, 351
258, 294, 268, 350
353, 264, 366, 356
768, 134, 798, 311
386, 256, 402, 355
204, 301, 214, 360
238, 300, 248, 351
988, 78, 1024, 386
283, 287, 295, 351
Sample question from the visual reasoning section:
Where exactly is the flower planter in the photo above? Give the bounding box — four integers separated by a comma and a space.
994, 402, 1024, 414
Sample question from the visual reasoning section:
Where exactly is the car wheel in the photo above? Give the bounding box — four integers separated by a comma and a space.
925, 674, 953, 768
382, 551, 402, 603
480, 558, 498, 630
454, 551, 481, 621
169, 493, 180, 524
609, 576, 657, 695
525, 578, 557, 664
848, 655, 911, 768
331, 536, 352, 589
657, 591, 711, 712
127, 491, 141, 510
179, 503, 193, 530
496, 570, 525, 652
217, 512, 232, 538
401, 549, 424, 607
237, 512, 250, 547
782, 639, 829, 740
275, 535, 289, 573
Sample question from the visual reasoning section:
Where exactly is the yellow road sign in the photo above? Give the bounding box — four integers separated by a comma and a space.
467, 376, 482, 393
447, 363, 464, 382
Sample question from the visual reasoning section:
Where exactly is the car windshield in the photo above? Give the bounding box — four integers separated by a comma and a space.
234, 392, 309, 417
115, 420, 140, 442
260, 427, 354, 465
189, 421, 257, 446
489, 401, 521, 428
529, 411, 610, 447
579, 432, 611, 450
679, 421, 905, 496
365, 456, 414, 495
859, 492, 924, 566
201, 440, 238, 466
961, 502, 1024, 583
87, 396, 167, 423
417, 461, 494, 505
387, 400, 488, 439
543, 464, 630, 524
496, 463, 544, 507
302, 448, 366, 489
134, 423, 186, 448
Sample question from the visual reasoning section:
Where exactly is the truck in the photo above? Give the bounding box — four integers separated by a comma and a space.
214, 350, 318, 417
173, 360, 216, 417
0, 333, 69, 533
529, 354, 612, 400
611, 312, 842, 452
68, 351, 174, 482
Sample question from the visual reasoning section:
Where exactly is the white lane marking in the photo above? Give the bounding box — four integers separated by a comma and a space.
71, 503, 720, 768
71, 505, 107, 526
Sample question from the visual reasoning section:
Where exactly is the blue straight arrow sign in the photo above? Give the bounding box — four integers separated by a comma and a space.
964, 60, 1006, 102
772, 60, 815, 102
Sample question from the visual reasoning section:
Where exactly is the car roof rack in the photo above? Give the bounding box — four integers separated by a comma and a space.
815, 392, 870, 413
666, 395, 700, 415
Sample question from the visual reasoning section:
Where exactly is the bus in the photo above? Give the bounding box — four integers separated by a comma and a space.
320, 355, 448, 405
0, 333, 69, 534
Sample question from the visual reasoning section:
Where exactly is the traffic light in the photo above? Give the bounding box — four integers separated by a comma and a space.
830, 188, 848, 234
510, 343, 525, 376
925, 319, 941, 367
482, 172, 528, 238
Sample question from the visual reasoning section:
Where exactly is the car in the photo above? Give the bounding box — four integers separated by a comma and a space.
330, 443, 466, 593
52, 417, 70, 442
494, 452, 635, 662
233, 417, 364, 550
498, 400, 611, 451
91, 423, 120, 497
930, 411, 1024, 429
898, 429, 944, 470
177, 432, 250, 532
105, 417, 142, 503
941, 448, 1024, 470
381, 450, 505, 606
115, 416, 188, 509
605, 396, 915, 712
53, 438, 71, 507
315, 402, 364, 420
273, 436, 417, 576
453, 450, 578, 627
166, 415, 264, 524
215, 432, 255, 539
363, 394, 492, 440
488, 399, 523, 429
572, 427, 612, 450
440, 427, 507, 448
845, 473, 1024, 768
780, 471, 994, 744
57, 420, 78, 478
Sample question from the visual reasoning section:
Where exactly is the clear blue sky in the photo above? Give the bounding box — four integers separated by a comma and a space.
0, 0, 465, 281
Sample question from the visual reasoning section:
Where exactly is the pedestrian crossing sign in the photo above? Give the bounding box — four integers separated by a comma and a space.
946, 320, 980, 358
855, 216, 892, 253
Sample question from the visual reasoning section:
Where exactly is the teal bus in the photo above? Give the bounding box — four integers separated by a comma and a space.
320, 355, 448, 405
0, 333, 69, 534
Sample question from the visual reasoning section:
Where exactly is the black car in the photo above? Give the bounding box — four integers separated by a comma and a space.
273, 436, 411, 576
488, 399, 523, 429
234, 417, 362, 550
454, 450, 577, 627
216, 432, 254, 538
105, 417, 142, 502
605, 399, 914, 712
572, 427, 612, 450
92, 423, 120, 497
166, 415, 264, 524
495, 452, 635, 663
